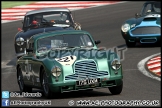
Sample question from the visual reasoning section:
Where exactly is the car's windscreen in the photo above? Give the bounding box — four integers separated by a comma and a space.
141, 2, 161, 16
23, 11, 73, 28
37, 34, 94, 53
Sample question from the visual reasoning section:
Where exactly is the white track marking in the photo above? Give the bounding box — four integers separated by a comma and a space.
151, 69, 161, 73
148, 64, 161, 69
137, 53, 161, 81
123, 69, 139, 71
1, 60, 15, 68
2, 1, 126, 24
147, 59, 161, 64
150, 56, 161, 60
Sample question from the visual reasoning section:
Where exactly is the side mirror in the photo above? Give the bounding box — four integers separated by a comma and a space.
18, 28, 22, 31
135, 13, 140, 18
26, 49, 33, 52
95, 40, 101, 45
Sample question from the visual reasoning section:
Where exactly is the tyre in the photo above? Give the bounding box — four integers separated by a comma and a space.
17, 67, 32, 93
108, 81, 123, 95
86, 89, 93, 91
126, 40, 136, 47
17, 56, 21, 59
41, 69, 54, 98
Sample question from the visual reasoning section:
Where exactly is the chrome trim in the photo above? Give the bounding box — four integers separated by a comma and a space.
16, 53, 25, 57
16, 37, 24, 46
26, 8, 70, 16
140, 38, 157, 43
62, 86, 116, 93
65, 60, 108, 80
111, 59, 121, 70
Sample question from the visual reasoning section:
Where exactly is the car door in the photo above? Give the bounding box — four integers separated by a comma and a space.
22, 39, 34, 85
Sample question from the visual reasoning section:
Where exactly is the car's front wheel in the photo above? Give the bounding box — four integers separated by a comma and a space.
108, 81, 123, 95
17, 66, 32, 93
41, 69, 54, 98
126, 40, 136, 47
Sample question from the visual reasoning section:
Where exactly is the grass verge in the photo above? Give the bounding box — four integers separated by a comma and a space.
2, 1, 35, 9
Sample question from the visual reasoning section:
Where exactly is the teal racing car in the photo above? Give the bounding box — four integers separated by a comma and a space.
16, 30, 123, 98
121, 1, 161, 47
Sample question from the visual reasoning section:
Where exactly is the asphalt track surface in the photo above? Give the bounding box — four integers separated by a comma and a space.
2, 1, 161, 107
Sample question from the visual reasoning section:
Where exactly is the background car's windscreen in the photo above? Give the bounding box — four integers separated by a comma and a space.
141, 2, 161, 16
24, 11, 72, 27
37, 34, 94, 52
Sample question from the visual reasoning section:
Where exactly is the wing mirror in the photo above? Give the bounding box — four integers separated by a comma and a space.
95, 40, 101, 45
18, 28, 22, 31
135, 13, 140, 18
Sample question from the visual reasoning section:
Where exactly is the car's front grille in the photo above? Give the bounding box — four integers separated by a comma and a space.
65, 60, 108, 80
131, 26, 161, 35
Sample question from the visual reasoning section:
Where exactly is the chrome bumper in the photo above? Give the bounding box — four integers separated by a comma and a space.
16, 53, 25, 58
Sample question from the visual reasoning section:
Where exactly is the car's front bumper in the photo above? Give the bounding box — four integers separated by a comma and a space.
121, 26, 161, 43
127, 36, 161, 43
16, 53, 25, 58
48, 76, 123, 93
122, 32, 161, 43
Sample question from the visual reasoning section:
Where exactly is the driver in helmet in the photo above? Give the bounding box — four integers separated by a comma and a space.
152, 2, 161, 12
33, 14, 43, 23
30, 14, 43, 28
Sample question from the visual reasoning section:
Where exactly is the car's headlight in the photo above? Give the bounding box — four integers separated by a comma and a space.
51, 66, 61, 77
16, 37, 24, 46
121, 23, 130, 32
111, 59, 121, 70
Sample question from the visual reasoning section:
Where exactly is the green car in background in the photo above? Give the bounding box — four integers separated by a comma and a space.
16, 30, 123, 98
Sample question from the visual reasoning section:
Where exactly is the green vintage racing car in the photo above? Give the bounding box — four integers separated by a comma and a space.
16, 30, 123, 98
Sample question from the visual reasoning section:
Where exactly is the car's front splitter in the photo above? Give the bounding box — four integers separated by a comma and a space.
48, 77, 123, 93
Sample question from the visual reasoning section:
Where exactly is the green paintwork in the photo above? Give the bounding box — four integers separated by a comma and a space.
16, 30, 123, 94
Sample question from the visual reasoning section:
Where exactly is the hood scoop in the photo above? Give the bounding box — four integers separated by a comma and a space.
143, 17, 157, 21
143, 14, 160, 21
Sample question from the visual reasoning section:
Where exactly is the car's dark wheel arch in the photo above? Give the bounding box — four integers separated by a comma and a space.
108, 80, 123, 95
125, 40, 136, 48
17, 65, 32, 93
40, 66, 54, 98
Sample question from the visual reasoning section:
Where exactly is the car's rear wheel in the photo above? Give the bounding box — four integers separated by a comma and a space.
108, 81, 123, 95
17, 66, 32, 93
41, 69, 54, 98
126, 40, 136, 47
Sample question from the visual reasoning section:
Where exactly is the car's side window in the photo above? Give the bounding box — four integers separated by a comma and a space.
23, 16, 29, 28
80, 35, 93, 47
144, 4, 152, 14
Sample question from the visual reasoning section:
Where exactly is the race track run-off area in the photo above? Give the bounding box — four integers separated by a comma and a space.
1, 1, 161, 107
2, 1, 121, 23
147, 56, 161, 76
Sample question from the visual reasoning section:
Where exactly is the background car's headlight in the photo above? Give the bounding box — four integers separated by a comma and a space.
51, 66, 61, 77
16, 37, 24, 46
121, 23, 130, 32
111, 59, 121, 70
